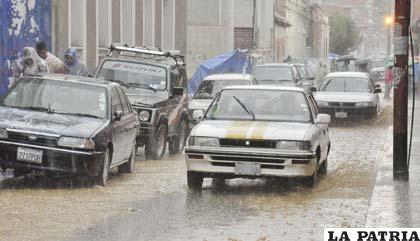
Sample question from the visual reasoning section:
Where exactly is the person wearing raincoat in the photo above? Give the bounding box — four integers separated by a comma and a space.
63, 48, 88, 76
13, 47, 49, 79
384, 62, 394, 99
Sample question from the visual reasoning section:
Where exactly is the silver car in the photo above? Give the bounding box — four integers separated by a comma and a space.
185, 86, 331, 189
188, 74, 256, 127
314, 72, 381, 119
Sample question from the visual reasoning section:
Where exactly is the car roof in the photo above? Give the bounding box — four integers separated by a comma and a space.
255, 63, 290, 68
222, 85, 306, 93
203, 73, 254, 81
101, 56, 174, 69
325, 72, 369, 78
33, 74, 118, 88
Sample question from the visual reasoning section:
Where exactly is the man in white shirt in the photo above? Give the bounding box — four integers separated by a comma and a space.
36, 41, 65, 74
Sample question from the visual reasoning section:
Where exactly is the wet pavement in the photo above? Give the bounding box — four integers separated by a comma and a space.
0, 102, 394, 241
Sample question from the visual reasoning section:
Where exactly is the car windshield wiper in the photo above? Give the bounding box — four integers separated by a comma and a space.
126, 83, 157, 93
8, 106, 54, 113
51, 111, 101, 119
232, 96, 255, 121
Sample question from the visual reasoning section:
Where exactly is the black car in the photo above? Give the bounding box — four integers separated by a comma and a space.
0, 74, 140, 186
94, 44, 189, 160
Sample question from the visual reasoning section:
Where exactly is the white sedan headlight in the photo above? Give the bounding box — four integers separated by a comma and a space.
139, 110, 151, 122
317, 101, 329, 107
276, 141, 311, 151
0, 128, 7, 139
191, 137, 219, 147
355, 102, 374, 107
58, 137, 95, 149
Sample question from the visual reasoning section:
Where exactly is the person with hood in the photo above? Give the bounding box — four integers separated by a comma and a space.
36, 41, 65, 73
63, 48, 88, 76
13, 47, 49, 78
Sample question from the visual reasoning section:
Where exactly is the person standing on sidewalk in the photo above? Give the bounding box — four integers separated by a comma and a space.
13, 47, 49, 78
63, 48, 88, 77
384, 64, 394, 99
36, 41, 66, 74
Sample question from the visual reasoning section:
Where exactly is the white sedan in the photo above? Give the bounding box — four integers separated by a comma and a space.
314, 72, 381, 119
185, 86, 331, 189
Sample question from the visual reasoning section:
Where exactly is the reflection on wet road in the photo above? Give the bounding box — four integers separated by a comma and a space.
0, 104, 393, 241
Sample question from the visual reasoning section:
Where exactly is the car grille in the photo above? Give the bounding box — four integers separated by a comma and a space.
328, 102, 356, 107
211, 155, 285, 164
7, 131, 59, 147
219, 139, 276, 148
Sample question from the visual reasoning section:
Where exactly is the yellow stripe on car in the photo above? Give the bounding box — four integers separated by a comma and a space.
226, 121, 253, 139
249, 122, 269, 140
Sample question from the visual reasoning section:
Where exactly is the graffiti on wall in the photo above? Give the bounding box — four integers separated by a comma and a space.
0, 0, 51, 96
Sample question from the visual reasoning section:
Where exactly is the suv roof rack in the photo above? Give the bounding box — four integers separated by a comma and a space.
107, 43, 185, 66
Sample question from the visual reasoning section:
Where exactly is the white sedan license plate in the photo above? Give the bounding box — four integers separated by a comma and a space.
17, 147, 43, 164
235, 162, 261, 176
335, 112, 348, 118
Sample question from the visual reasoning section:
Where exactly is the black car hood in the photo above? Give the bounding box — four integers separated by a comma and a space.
126, 92, 167, 108
0, 108, 108, 138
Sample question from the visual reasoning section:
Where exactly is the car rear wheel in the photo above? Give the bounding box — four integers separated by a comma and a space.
169, 119, 188, 155
95, 148, 111, 186
187, 172, 203, 190
118, 144, 136, 174
145, 125, 167, 160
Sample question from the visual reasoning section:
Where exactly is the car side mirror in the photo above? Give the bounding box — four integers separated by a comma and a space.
193, 110, 204, 120
374, 88, 382, 94
310, 87, 317, 92
315, 114, 331, 125
172, 87, 184, 97
113, 111, 123, 121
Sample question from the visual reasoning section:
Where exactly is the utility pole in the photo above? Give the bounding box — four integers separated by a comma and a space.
393, 0, 411, 179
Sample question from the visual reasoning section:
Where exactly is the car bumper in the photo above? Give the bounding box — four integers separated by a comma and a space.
0, 140, 105, 176
319, 106, 376, 118
185, 146, 317, 178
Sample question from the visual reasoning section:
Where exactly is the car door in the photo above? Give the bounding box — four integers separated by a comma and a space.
308, 94, 329, 160
116, 87, 138, 159
110, 87, 126, 165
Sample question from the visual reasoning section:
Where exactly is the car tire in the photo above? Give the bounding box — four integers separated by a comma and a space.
169, 119, 188, 155
187, 171, 203, 190
145, 125, 167, 160
304, 167, 318, 188
319, 158, 328, 176
95, 148, 111, 186
118, 144, 136, 174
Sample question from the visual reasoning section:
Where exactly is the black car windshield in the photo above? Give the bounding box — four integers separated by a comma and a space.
194, 79, 251, 99
253, 66, 293, 84
0, 78, 108, 119
97, 60, 167, 91
206, 89, 311, 122
320, 77, 371, 93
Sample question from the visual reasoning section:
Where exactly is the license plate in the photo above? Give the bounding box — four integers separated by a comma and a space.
235, 162, 261, 176
17, 147, 43, 164
335, 112, 348, 118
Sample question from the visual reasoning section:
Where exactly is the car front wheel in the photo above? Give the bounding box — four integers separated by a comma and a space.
145, 125, 168, 160
95, 148, 111, 186
187, 172, 203, 190
169, 119, 188, 155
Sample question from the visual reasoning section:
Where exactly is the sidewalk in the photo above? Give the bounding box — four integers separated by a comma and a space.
366, 95, 420, 227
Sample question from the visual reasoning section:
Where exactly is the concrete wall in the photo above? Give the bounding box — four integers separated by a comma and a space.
285, 0, 308, 58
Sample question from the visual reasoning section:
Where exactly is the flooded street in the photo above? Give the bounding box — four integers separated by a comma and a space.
0, 102, 393, 241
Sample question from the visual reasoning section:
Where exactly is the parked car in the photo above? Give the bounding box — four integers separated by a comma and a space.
188, 74, 257, 128
0, 74, 140, 186
185, 86, 331, 189
289, 58, 329, 82
95, 44, 189, 160
291, 63, 316, 91
253, 63, 303, 88
314, 72, 381, 119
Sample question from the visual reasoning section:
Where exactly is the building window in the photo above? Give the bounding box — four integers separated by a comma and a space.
234, 27, 254, 50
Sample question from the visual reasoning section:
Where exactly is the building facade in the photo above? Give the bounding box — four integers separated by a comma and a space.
52, 0, 187, 74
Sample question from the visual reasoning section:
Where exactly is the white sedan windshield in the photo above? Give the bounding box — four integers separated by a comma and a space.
206, 89, 311, 123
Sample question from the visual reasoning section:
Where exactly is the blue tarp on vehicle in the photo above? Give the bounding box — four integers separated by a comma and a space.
188, 49, 252, 94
